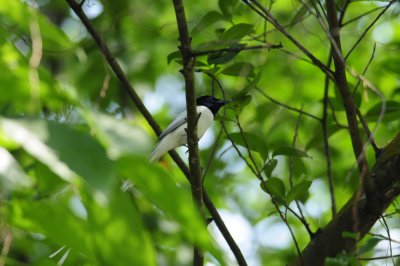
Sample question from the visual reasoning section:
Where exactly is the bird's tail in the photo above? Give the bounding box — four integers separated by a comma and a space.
149, 140, 168, 163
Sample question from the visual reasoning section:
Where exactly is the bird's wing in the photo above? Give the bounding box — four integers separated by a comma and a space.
157, 110, 188, 141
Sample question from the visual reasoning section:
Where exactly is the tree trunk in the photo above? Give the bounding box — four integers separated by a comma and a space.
290, 133, 400, 265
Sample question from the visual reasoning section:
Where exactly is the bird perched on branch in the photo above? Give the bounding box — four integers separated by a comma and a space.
150, 95, 230, 162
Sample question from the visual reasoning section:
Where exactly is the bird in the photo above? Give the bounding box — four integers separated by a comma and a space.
150, 95, 230, 162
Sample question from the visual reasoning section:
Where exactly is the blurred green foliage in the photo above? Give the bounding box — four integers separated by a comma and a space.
1, 0, 400, 265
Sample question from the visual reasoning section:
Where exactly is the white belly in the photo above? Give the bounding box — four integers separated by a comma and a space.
149, 106, 215, 162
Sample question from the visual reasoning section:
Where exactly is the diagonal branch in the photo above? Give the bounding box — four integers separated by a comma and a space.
243, 0, 334, 79
65, 1, 247, 265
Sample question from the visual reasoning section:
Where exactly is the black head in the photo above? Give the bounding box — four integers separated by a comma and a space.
196, 95, 230, 115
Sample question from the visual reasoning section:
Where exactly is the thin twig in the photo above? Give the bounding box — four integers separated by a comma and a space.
379, 216, 395, 266
283, 209, 305, 266
289, 110, 314, 238
322, 56, 337, 216
242, 0, 334, 79
255, 87, 322, 122
235, 114, 261, 174
345, 1, 395, 60
341, 6, 386, 27
358, 254, 400, 261
337, 0, 351, 25
78, 0, 86, 8
369, 233, 400, 244
201, 127, 223, 182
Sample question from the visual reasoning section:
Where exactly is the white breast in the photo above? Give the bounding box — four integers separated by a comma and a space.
149, 106, 214, 162
196, 105, 214, 138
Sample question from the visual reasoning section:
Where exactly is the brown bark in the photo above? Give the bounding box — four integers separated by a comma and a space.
290, 133, 400, 265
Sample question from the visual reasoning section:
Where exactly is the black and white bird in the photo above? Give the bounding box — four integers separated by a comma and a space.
150, 95, 230, 162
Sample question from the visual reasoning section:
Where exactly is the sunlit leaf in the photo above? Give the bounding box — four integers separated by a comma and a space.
0, 147, 34, 190
117, 155, 224, 264
81, 111, 152, 159
9, 186, 157, 265
0, 118, 113, 191
0, 1, 72, 50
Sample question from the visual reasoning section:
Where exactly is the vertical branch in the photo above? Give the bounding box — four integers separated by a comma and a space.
171, 1, 204, 265
322, 57, 337, 216
325, 0, 368, 177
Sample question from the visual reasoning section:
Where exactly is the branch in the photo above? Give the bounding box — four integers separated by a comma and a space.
255, 88, 322, 122
290, 133, 400, 265
64, 1, 247, 265
171, 1, 204, 264
289, 109, 314, 238
345, 1, 395, 59
325, 0, 368, 177
322, 56, 336, 216
243, 0, 334, 79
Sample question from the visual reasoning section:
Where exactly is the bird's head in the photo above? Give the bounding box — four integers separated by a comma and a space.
196, 95, 231, 115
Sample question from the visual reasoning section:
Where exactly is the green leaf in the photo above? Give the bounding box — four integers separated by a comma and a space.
260, 177, 286, 203
9, 186, 157, 266
305, 124, 343, 150
81, 111, 152, 159
290, 5, 310, 25
191, 11, 224, 36
207, 49, 240, 65
219, 0, 237, 19
9, 194, 91, 255
82, 187, 157, 265
117, 156, 224, 264
0, 1, 72, 51
263, 159, 278, 178
358, 237, 382, 254
167, 50, 181, 64
0, 147, 34, 190
221, 23, 254, 41
231, 94, 252, 108
286, 180, 312, 203
342, 231, 359, 240
221, 62, 255, 77
325, 254, 357, 266
208, 52, 237, 65
365, 101, 400, 121
273, 147, 310, 158
227, 131, 268, 158
0, 118, 113, 191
